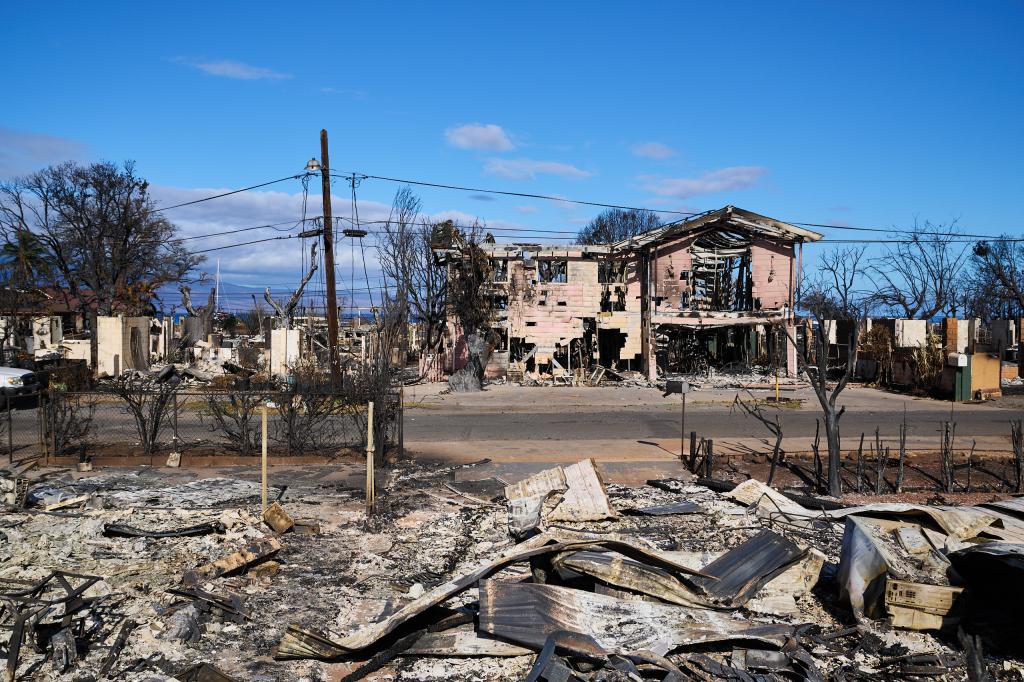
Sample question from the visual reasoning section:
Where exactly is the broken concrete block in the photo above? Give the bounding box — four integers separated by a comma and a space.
262, 502, 295, 534
504, 459, 615, 533
162, 602, 202, 643
546, 459, 616, 522
166, 452, 182, 468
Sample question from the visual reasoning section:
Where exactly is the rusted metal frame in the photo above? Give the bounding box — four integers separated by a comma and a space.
0, 571, 101, 605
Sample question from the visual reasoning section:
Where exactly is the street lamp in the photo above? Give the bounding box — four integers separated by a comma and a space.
305, 157, 321, 172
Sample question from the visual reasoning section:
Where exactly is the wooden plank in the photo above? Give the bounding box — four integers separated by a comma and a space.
182, 537, 282, 586
893, 527, 931, 556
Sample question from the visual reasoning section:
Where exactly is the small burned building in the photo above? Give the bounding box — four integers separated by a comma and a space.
438, 205, 822, 381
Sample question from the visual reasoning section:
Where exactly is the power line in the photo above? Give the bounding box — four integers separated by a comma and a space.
189, 234, 301, 254
335, 172, 696, 216
174, 220, 299, 242
154, 174, 303, 212
342, 170, 1005, 240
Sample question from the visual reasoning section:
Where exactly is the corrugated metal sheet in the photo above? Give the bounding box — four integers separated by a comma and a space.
478, 579, 792, 655
691, 530, 806, 606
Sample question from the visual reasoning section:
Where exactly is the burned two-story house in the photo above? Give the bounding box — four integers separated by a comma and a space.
436, 205, 823, 382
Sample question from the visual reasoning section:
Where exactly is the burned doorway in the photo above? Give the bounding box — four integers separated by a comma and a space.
597, 328, 627, 368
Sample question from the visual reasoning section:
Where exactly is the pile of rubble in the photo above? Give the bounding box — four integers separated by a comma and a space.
3, 457, 1024, 680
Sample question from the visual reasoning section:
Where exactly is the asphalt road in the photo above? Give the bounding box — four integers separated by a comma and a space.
403, 403, 1014, 443
5, 385, 1021, 461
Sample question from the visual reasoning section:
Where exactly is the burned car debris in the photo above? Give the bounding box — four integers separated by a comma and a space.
4, 458, 1024, 680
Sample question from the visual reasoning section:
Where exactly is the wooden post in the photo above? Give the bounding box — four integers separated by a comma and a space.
704, 439, 714, 477
261, 404, 268, 513
688, 431, 697, 472
39, 400, 46, 466
366, 401, 375, 514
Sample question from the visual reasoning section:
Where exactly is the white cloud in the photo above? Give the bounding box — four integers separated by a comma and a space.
445, 123, 514, 151
484, 158, 593, 181
641, 166, 767, 199
0, 127, 89, 179
631, 142, 677, 160
514, 205, 539, 214
174, 58, 292, 81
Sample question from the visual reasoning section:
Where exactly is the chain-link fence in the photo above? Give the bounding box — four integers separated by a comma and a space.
4, 388, 403, 464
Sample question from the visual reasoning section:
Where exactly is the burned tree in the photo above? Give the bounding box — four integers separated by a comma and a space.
868, 221, 969, 319
442, 221, 496, 392
577, 208, 662, 245
732, 392, 784, 486
103, 374, 177, 456
202, 390, 267, 457
265, 241, 319, 328
0, 161, 203, 369
376, 187, 448, 366
785, 246, 868, 497
179, 285, 215, 343
968, 238, 1024, 320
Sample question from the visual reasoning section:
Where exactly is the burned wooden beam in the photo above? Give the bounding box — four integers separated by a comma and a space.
624, 501, 703, 516
181, 537, 282, 586
103, 521, 226, 538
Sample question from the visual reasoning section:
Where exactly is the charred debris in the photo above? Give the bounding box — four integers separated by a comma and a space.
4, 457, 1024, 680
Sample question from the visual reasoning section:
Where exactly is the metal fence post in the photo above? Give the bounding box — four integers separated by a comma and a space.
173, 393, 179, 443
50, 396, 57, 459
6, 398, 12, 464
38, 398, 46, 466
366, 401, 375, 514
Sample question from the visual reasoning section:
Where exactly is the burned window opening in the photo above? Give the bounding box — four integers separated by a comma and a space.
489, 259, 509, 282
538, 260, 567, 284
683, 229, 755, 312
657, 325, 778, 375
598, 260, 627, 284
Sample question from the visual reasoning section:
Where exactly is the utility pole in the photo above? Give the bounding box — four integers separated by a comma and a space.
320, 129, 341, 386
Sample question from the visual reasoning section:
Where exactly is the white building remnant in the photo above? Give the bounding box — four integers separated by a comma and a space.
96, 315, 152, 376
270, 328, 303, 379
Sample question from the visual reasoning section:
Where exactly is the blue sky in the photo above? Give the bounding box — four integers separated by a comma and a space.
2, 2, 1022, 309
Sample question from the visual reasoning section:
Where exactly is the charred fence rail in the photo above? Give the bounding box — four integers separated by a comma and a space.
8, 389, 402, 462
